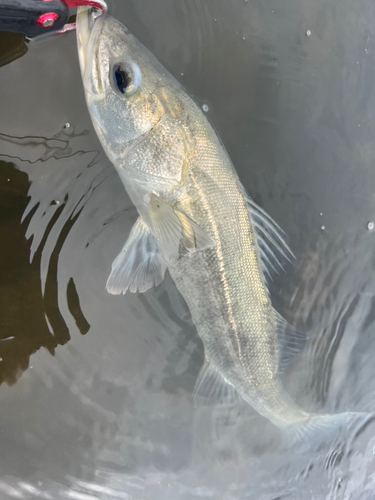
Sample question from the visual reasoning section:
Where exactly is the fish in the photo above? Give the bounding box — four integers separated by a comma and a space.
76, 7, 370, 444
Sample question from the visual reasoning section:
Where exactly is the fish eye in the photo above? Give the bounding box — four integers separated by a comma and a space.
111, 62, 141, 96
114, 64, 130, 94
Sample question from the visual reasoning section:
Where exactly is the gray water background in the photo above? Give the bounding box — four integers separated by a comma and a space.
1, 0, 375, 498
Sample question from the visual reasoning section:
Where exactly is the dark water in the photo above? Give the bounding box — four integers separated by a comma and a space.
1, 0, 375, 498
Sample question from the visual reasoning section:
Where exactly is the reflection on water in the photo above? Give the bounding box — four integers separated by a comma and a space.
0, 32, 27, 67
0, 127, 95, 385
1, 0, 375, 498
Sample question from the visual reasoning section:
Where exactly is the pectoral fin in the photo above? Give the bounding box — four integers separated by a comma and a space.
148, 195, 216, 258
193, 360, 243, 407
106, 217, 167, 294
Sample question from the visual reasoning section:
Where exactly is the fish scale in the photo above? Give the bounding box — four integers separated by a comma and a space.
167, 141, 303, 426
76, 6, 370, 444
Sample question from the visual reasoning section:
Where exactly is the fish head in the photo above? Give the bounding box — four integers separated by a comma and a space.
77, 8, 199, 186
77, 8, 169, 160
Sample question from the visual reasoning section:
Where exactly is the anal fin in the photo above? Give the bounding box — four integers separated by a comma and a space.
193, 360, 243, 407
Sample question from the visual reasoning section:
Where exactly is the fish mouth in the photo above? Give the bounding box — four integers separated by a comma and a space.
76, 7, 106, 90
77, 8, 132, 98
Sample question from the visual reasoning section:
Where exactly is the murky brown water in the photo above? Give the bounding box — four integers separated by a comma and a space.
1, 0, 375, 498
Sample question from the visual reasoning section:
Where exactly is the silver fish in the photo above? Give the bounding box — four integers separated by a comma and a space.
76, 7, 368, 443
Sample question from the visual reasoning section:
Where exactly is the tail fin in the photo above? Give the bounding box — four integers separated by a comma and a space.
282, 411, 373, 448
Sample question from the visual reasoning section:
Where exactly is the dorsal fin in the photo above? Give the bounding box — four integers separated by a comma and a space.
239, 184, 306, 369
275, 312, 307, 371
240, 184, 295, 285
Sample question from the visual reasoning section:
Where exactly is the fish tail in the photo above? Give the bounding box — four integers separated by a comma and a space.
282, 411, 373, 448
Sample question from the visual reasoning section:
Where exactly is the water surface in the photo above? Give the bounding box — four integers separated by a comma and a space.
1, 0, 375, 498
